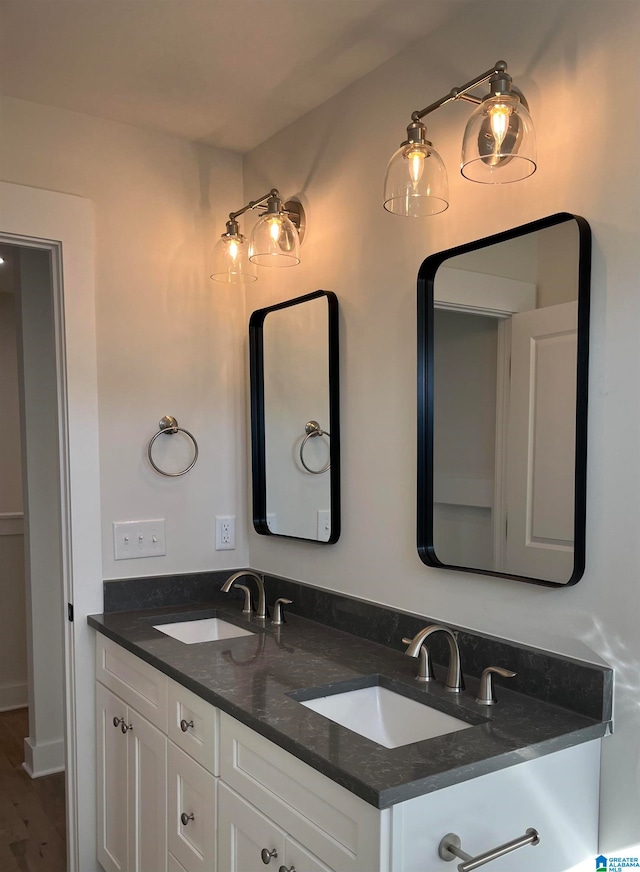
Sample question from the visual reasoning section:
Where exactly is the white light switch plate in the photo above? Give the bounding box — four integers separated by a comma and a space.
113, 519, 166, 559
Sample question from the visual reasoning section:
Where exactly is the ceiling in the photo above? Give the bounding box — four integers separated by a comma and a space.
0, 0, 469, 153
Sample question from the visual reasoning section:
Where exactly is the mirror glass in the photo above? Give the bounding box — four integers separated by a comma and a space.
250, 290, 340, 543
418, 213, 591, 585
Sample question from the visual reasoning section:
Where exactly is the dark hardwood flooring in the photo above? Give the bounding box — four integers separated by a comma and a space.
0, 708, 67, 872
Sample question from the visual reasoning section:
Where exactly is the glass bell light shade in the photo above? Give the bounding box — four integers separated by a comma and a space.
461, 93, 536, 183
249, 210, 301, 267
210, 229, 257, 284
383, 139, 449, 217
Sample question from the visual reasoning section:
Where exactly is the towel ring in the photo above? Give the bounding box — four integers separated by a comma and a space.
147, 415, 199, 477
299, 420, 331, 474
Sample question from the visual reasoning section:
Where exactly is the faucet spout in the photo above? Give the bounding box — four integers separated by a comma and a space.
405, 624, 464, 693
221, 570, 268, 619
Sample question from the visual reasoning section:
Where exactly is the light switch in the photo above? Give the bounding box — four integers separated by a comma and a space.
113, 519, 166, 559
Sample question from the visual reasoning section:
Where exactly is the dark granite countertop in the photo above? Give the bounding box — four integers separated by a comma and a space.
88, 599, 608, 809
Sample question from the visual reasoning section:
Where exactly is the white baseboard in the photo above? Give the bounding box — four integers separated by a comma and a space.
0, 682, 28, 712
23, 735, 65, 778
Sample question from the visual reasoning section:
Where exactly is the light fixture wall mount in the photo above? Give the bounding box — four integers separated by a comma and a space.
383, 60, 536, 217
210, 189, 306, 284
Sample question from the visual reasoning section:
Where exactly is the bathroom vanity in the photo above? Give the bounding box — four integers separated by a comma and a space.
89, 595, 609, 872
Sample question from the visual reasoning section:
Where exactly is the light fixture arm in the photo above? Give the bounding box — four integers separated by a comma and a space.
410, 60, 512, 123
228, 189, 280, 222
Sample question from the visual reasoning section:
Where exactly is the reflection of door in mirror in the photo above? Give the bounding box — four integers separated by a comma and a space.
420, 214, 590, 586
250, 291, 340, 544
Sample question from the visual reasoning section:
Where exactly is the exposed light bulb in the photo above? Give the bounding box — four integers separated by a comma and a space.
487, 103, 511, 151
228, 239, 239, 261
266, 216, 282, 243
406, 147, 426, 185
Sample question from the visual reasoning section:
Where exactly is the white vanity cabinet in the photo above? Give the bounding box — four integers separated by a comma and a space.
218, 782, 335, 872
96, 637, 217, 872
218, 712, 384, 871
96, 681, 168, 872
95, 635, 601, 872
218, 711, 600, 872
96, 637, 169, 872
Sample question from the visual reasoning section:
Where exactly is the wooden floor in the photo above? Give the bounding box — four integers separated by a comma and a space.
0, 708, 67, 872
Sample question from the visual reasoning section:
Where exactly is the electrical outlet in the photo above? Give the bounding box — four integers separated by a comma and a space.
215, 515, 236, 551
113, 519, 166, 559
317, 509, 331, 542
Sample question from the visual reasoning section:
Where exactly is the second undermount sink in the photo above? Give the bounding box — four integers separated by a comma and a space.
299, 685, 473, 748
153, 617, 255, 644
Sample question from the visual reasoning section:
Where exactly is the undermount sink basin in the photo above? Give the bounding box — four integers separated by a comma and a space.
153, 617, 255, 644
300, 685, 472, 748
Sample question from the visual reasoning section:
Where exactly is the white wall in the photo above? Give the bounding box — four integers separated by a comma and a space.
244, 0, 640, 852
0, 96, 249, 579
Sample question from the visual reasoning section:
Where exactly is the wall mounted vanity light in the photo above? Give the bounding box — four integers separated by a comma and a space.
383, 60, 536, 217
210, 189, 306, 284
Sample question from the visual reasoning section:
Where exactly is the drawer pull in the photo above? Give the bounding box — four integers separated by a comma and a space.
278, 866, 296, 872
180, 812, 195, 826
438, 829, 540, 871
120, 721, 133, 734
261, 848, 278, 864
180, 718, 194, 733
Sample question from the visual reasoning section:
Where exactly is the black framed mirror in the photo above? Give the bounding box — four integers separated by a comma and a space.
250, 290, 340, 543
418, 213, 591, 586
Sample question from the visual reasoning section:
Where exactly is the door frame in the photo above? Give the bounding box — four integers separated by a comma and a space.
0, 182, 102, 872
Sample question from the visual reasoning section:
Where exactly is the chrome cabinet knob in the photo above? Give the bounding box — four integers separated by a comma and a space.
112, 716, 123, 728
120, 721, 133, 734
261, 848, 278, 864
279, 866, 297, 872
180, 812, 195, 826
180, 718, 194, 733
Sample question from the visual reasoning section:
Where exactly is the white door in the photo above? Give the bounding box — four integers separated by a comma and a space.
127, 708, 168, 872
218, 782, 285, 871
96, 683, 128, 872
505, 301, 577, 582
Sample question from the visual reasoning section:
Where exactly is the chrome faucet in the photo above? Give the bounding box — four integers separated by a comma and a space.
221, 570, 268, 620
404, 624, 464, 693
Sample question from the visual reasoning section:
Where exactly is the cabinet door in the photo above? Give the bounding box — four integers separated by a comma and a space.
96, 682, 128, 872
127, 707, 168, 872
218, 782, 285, 872
285, 837, 336, 872
168, 853, 189, 872
167, 742, 217, 872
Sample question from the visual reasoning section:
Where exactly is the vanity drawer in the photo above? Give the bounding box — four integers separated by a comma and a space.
167, 678, 219, 775
219, 713, 385, 872
167, 742, 217, 872
96, 635, 168, 731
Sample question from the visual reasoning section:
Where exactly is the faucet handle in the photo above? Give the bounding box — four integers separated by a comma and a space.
236, 584, 253, 615
476, 666, 516, 705
272, 598, 292, 626
402, 637, 436, 682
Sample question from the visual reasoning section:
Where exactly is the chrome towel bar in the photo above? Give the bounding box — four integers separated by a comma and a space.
438, 828, 540, 871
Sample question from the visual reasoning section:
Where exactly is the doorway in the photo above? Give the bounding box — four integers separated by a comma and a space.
0, 181, 103, 872
0, 241, 67, 869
